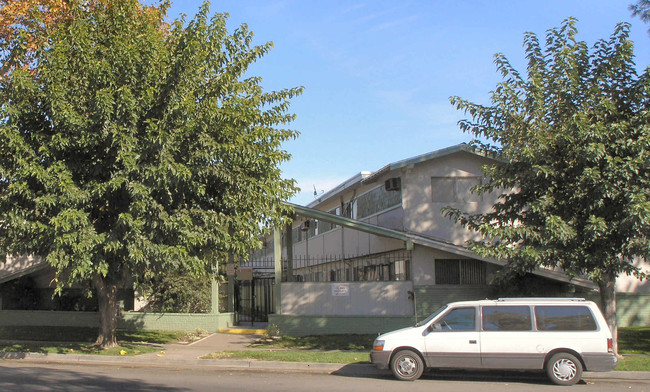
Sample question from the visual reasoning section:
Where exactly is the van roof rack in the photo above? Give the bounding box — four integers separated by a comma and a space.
496, 297, 586, 302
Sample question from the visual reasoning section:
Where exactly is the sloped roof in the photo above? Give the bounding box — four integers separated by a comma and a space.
361, 143, 498, 184
287, 202, 596, 289
0, 255, 48, 285
307, 143, 497, 207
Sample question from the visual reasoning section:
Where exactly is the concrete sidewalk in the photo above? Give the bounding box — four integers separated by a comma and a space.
0, 331, 648, 382
0, 331, 353, 375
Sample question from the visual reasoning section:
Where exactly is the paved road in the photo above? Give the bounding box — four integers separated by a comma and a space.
0, 362, 648, 392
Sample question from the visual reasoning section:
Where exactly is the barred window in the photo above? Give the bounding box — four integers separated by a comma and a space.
286, 251, 411, 282
435, 259, 485, 285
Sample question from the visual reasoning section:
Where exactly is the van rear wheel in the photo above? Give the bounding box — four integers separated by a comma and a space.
546, 352, 583, 386
391, 349, 424, 381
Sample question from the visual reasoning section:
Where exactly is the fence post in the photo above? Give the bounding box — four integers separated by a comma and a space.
273, 228, 282, 315
285, 223, 294, 282
211, 259, 219, 314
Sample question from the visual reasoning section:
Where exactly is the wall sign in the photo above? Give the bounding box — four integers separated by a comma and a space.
331, 283, 350, 297
236, 267, 253, 281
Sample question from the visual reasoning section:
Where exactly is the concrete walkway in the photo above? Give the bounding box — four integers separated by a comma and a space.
137, 331, 259, 362
0, 331, 648, 382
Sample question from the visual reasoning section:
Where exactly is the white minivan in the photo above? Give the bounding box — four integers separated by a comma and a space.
370, 298, 617, 385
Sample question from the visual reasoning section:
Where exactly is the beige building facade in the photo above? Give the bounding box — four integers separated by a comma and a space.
253, 144, 650, 336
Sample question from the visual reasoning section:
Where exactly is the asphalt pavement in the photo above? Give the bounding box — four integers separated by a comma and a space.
0, 330, 648, 383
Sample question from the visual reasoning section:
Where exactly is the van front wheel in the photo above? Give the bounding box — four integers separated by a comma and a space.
546, 352, 583, 386
391, 349, 424, 381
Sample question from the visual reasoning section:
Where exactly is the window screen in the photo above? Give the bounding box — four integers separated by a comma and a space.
356, 184, 402, 219
431, 177, 456, 203
431, 176, 482, 203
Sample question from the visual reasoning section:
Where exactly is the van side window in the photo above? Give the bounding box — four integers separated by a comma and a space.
535, 306, 597, 331
482, 306, 532, 331
432, 307, 476, 331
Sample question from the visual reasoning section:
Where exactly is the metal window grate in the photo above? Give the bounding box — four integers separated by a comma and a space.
244, 250, 411, 283
435, 259, 485, 285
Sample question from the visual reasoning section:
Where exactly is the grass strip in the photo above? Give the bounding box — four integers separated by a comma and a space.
0, 327, 191, 356
253, 334, 375, 351
615, 355, 650, 371
0, 342, 162, 356
618, 327, 650, 354
0, 326, 186, 344
202, 350, 369, 364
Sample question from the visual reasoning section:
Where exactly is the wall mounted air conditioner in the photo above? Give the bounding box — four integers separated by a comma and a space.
385, 177, 401, 191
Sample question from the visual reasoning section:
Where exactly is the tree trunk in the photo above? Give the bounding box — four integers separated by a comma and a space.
598, 276, 617, 355
93, 275, 119, 349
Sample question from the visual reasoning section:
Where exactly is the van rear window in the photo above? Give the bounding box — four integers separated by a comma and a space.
482, 306, 532, 331
535, 306, 597, 331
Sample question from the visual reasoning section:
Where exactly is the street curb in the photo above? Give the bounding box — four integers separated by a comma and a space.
1, 352, 648, 381
0, 352, 344, 372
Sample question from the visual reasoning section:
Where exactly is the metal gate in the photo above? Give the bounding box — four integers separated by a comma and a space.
235, 277, 274, 325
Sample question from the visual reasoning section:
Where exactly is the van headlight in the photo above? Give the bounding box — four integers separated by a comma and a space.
373, 339, 385, 351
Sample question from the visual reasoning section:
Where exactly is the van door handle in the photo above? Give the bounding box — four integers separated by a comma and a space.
469, 340, 477, 344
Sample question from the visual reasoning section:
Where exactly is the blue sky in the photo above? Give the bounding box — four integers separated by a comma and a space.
168, 1, 650, 206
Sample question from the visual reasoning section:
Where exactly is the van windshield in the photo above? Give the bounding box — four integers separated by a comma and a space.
415, 305, 447, 327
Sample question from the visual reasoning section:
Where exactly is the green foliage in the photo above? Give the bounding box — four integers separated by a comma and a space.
263, 323, 281, 338
446, 19, 650, 288
619, 327, 650, 354
0, 0, 301, 342
630, 0, 650, 34
488, 271, 577, 299
140, 269, 211, 313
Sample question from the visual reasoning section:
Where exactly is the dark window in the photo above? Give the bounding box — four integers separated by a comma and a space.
435, 259, 485, 285
432, 307, 476, 331
318, 207, 340, 234
535, 306, 597, 331
482, 306, 532, 331
435, 260, 460, 284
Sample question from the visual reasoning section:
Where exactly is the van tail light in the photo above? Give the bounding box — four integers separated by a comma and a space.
607, 338, 614, 353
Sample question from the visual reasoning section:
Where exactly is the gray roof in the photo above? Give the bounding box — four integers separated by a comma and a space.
287, 202, 596, 289
307, 143, 497, 207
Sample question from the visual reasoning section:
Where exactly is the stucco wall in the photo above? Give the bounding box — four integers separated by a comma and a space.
616, 258, 650, 293
268, 314, 414, 336
280, 281, 414, 316
0, 255, 46, 284
401, 151, 500, 245
0, 310, 235, 332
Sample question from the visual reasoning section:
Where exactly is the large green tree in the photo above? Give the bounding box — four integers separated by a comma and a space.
0, 0, 301, 348
630, 0, 650, 33
446, 19, 650, 353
